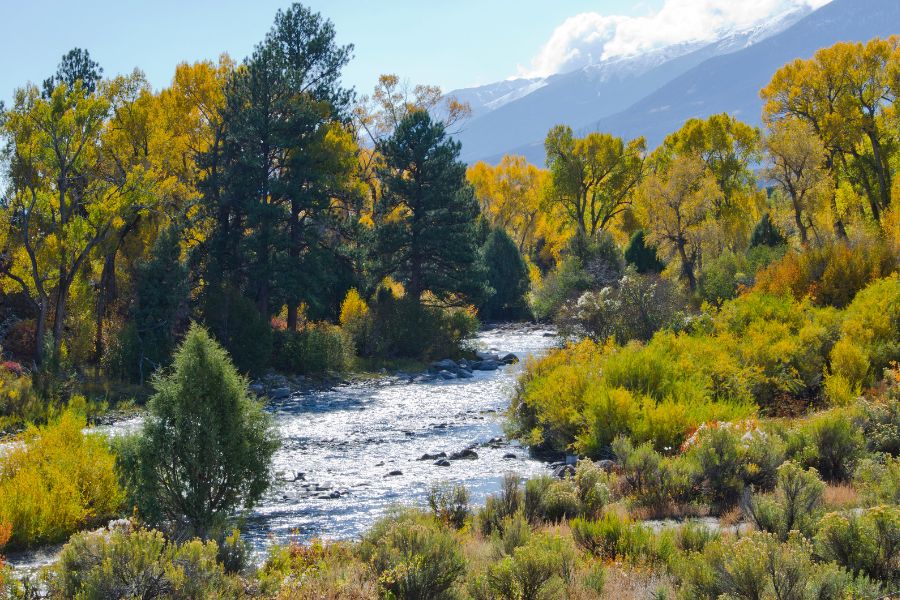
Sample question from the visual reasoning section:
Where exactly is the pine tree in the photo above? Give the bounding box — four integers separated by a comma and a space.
624, 230, 665, 274
120, 227, 190, 383
375, 110, 485, 302
481, 229, 530, 320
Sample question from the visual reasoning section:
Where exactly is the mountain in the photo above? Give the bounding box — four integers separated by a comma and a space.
450, 3, 813, 163
454, 0, 899, 165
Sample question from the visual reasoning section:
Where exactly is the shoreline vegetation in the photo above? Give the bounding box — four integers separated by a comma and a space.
1, 1, 899, 598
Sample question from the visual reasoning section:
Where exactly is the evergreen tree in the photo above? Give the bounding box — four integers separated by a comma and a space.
750, 212, 788, 248
42, 47, 103, 97
205, 3, 354, 328
624, 230, 665, 274
132, 324, 279, 538
117, 227, 190, 383
481, 229, 530, 320
375, 110, 485, 302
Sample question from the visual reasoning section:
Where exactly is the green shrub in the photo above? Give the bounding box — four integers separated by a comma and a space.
674, 520, 720, 553
362, 291, 479, 360
359, 509, 465, 600
0, 362, 44, 432
558, 267, 685, 344
477, 473, 523, 536
272, 322, 355, 375
855, 377, 899, 456
743, 461, 825, 540
480, 228, 531, 320
685, 427, 746, 512
624, 229, 664, 274
854, 457, 900, 506
427, 482, 470, 530
130, 324, 279, 538
680, 530, 877, 600
794, 411, 864, 482
0, 409, 123, 549
571, 512, 672, 566
573, 459, 611, 518
814, 506, 900, 586
481, 533, 576, 600
524, 476, 580, 523
48, 524, 235, 599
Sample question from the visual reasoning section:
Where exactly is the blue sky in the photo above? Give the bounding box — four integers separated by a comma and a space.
0, 0, 827, 103
0, 0, 652, 101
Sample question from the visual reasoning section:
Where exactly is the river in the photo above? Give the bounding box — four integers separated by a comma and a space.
6, 324, 559, 570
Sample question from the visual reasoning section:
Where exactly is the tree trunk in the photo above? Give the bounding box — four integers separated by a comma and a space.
34, 298, 49, 366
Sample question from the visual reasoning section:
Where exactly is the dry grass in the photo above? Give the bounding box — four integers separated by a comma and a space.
719, 505, 743, 527
823, 483, 859, 509
601, 565, 674, 599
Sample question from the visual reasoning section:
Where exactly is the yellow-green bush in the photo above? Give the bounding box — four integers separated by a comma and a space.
826, 274, 900, 399
47, 524, 238, 598
0, 409, 123, 549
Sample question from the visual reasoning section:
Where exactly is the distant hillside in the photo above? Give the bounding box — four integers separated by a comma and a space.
454, 0, 899, 165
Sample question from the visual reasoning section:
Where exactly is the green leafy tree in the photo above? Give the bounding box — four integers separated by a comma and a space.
481, 229, 530, 320
131, 324, 279, 538
375, 110, 485, 302
544, 125, 646, 237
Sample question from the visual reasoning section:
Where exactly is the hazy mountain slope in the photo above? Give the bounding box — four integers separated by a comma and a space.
493, 0, 899, 165
451, 5, 812, 163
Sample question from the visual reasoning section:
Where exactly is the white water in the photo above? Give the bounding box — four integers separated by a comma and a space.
6, 325, 559, 569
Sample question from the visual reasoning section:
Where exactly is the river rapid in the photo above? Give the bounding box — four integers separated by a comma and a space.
6, 324, 559, 570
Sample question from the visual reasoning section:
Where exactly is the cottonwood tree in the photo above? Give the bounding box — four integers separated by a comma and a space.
761, 37, 899, 232
544, 125, 646, 237
467, 155, 552, 258
657, 114, 762, 251
638, 155, 722, 291
1, 78, 144, 363
764, 119, 828, 245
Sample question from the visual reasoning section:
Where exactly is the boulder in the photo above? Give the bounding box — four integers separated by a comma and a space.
594, 459, 616, 473
419, 452, 447, 461
503, 453, 518, 459
476, 350, 500, 361
268, 387, 292, 400
457, 369, 474, 379
434, 459, 451, 467
552, 464, 576, 479
430, 358, 459, 371
472, 360, 500, 371
437, 370, 456, 380
449, 448, 479, 460
501, 353, 519, 365
385, 470, 403, 477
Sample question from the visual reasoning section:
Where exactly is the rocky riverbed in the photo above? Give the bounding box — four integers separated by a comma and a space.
7, 324, 560, 571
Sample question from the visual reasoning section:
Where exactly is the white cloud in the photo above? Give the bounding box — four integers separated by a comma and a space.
521, 0, 833, 78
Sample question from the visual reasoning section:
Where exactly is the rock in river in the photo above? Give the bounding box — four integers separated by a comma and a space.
434, 459, 451, 467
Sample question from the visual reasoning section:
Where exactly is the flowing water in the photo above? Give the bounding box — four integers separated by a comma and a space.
6, 325, 558, 570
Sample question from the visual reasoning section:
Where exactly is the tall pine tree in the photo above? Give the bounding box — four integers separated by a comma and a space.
375, 111, 484, 303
